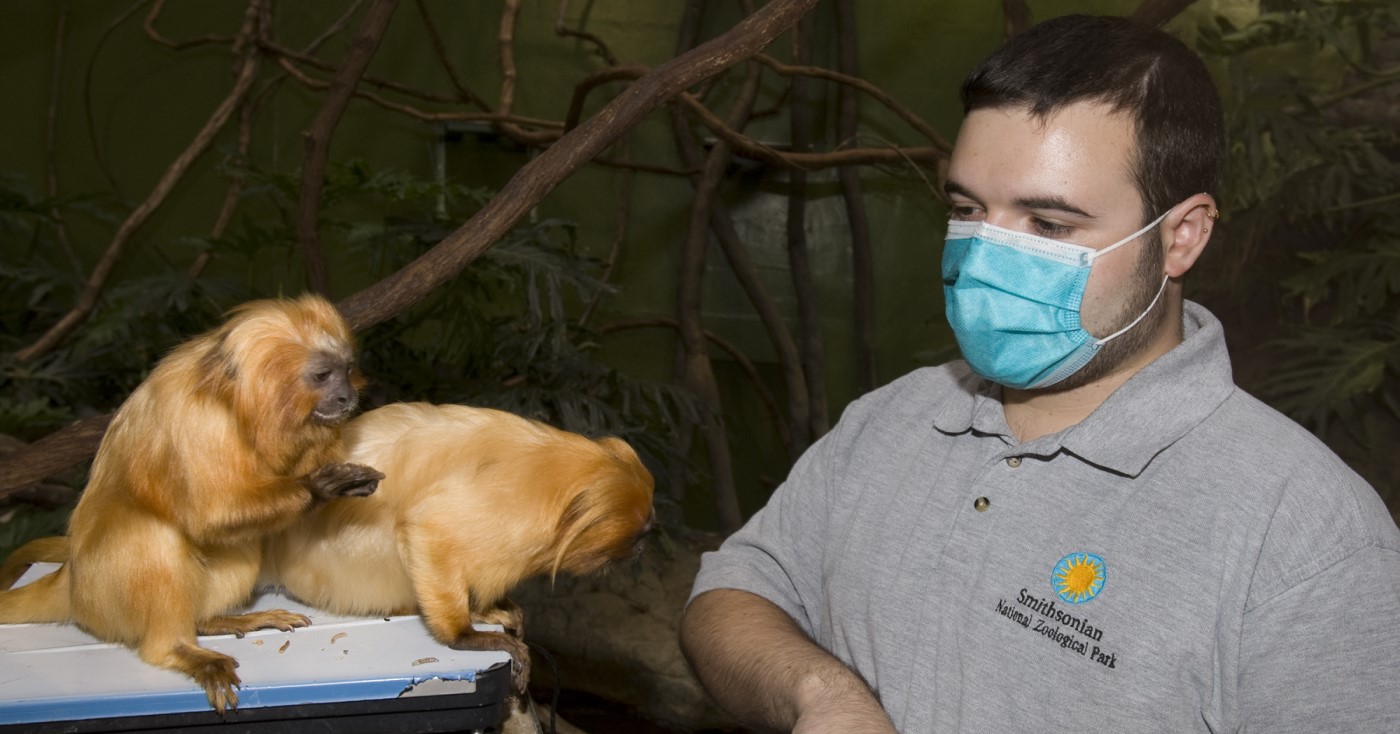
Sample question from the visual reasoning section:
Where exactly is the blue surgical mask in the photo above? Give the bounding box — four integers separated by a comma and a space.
942, 213, 1169, 390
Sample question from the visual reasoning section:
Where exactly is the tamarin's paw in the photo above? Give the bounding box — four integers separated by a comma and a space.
304, 463, 384, 499
188, 653, 241, 715
449, 631, 531, 694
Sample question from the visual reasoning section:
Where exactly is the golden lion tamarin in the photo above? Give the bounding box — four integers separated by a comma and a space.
261, 402, 655, 693
0, 295, 382, 713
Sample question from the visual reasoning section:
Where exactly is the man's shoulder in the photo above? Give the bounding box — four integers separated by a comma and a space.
1207, 388, 1400, 607
838, 361, 975, 425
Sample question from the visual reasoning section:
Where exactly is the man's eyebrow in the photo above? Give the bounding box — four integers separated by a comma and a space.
943, 180, 1093, 219
1014, 195, 1092, 218
943, 179, 976, 202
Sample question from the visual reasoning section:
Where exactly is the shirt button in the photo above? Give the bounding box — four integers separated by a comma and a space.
1006, 456, 1022, 468
974, 496, 991, 512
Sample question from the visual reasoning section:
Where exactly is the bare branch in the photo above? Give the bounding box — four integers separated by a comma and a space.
261, 40, 462, 104
565, 64, 945, 170
672, 54, 764, 532
189, 96, 256, 279
336, 0, 824, 331
1002, 0, 1033, 39
563, 64, 651, 129
16, 0, 267, 362
413, 0, 490, 109
46, 3, 80, 278
85, 0, 154, 196
786, 10, 828, 439
601, 319, 792, 463
835, 0, 878, 394
144, 0, 233, 49
296, 0, 401, 295
0, 416, 111, 498
555, 0, 619, 66
672, 83, 810, 465
679, 90, 944, 169
578, 135, 636, 327
2, 0, 824, 493
495, 0, 558, 146
752, 53, 952, 153
1132, 0, 1201, 29
275, 56, 563, 128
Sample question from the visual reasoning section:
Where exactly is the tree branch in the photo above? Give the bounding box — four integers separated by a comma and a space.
672, 88, 810, 465
1002, 0, 1033, 39
601, 319, 791, 465
786, 9, 829, 439
495, 0, 559, 146
336, 0, 823, 332
16, 0, 267, 362
836, 0, 878, 394
46, 2, 80, 279
144, 0, 232, 49
555, 0, 619, 66
275, 56, 563, 128
671, 34, 764, 534
1, 0, 826, 497
0, 416, 111, 498
1131, 0, 1200, 29
189, 96, 257, 279
564, 64, 944, 170
577, 136, 636, 327
413, 0, 490, 109
296, 0, 400, 296
260, 39, 464, 105
751, 53, 952, 153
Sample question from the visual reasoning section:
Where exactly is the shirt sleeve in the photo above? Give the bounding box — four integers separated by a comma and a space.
1238, 544, 1400, 732
686, 412, 850, 637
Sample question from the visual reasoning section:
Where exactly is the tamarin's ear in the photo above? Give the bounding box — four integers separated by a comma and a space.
196, 333, 237, 399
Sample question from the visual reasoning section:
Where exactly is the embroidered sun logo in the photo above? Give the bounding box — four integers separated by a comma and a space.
1052, 552, 1106, 604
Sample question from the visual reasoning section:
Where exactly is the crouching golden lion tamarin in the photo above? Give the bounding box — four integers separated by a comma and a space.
0, 295, 382, 713
261, 402, 656, 693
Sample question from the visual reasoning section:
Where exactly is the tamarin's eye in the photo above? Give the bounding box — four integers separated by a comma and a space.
314, 370, 332, 383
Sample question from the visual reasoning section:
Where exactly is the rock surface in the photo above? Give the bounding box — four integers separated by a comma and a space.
514, 527, 733, 730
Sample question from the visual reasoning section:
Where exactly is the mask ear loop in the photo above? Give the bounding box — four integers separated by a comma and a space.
1094, 275, 1169, 346
1086, 209, 1171, 344
1086, 209, 1172, 263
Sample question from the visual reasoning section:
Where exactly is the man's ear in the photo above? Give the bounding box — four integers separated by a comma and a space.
1161, 193, 1219, 278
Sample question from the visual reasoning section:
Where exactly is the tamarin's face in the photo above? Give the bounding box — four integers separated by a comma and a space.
302, 351, 361, 424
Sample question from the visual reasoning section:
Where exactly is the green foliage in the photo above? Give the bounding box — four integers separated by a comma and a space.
0, 174, 235, 439
1196, 2, 1400, 441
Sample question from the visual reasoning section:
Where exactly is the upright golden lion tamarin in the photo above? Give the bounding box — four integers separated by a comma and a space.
0, 295, 382, 713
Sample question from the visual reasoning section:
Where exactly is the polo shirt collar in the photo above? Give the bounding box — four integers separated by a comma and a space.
930, 301, 1237, 477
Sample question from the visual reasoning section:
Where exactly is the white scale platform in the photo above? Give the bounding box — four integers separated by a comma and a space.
0, 563, 513, 732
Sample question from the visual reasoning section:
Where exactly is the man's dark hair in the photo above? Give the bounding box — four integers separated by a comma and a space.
960, 14, 1226, 222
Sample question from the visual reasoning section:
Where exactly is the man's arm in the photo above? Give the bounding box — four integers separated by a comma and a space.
681, 588, 896, 734
1238, 545, 1400, 732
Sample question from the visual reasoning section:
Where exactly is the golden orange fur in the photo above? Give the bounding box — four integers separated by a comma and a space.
262, 402, 656, 692
0, 294, 381, 713
0, 536, 67, 590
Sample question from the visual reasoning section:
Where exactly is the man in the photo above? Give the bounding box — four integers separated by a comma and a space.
681, 14, 1400, 733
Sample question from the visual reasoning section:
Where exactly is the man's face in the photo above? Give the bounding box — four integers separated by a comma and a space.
943, 101, 1168, 391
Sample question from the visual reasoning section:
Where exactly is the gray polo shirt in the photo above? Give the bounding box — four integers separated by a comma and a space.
690, 301, 1400, 732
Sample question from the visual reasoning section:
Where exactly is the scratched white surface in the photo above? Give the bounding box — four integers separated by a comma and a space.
0, 563, 509, 724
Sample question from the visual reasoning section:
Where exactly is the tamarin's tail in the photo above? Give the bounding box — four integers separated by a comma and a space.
0, 536, 69, 590
0, 554, 71, 624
